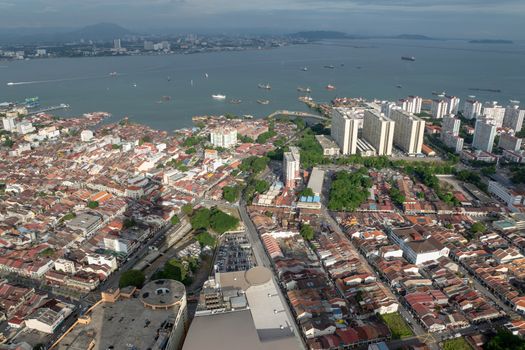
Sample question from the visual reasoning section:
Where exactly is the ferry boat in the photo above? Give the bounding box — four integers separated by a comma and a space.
401, 56, 416, 61
258, 83, 271, 90
297, 87, 312, 93
326, 84, 336, 90
212, 94, 226, 100
7, 82, 14, 86
257, 99, 270, 105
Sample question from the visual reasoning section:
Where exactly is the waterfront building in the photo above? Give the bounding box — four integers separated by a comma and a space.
445, 95, 461, 115
431, 99, 448, 119
283, 146, 300, 188
483, 102, 506, 127
463, 99, 482, 119
210, 127, 237, 148
472, 118, 497, 153
389, 108, 425, 155
503, 105, 525, 132
362, 109, 395, 156
331, 108, 360, 155
407, 96, 423, 114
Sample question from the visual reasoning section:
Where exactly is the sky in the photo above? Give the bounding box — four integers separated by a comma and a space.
0, 0, 524, 38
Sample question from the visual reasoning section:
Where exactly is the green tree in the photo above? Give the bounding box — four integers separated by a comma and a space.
485, 329, 525, 350
181, 203, 194, 216
256, 130, 277, 144
185, 147, 196, 155
471, 222, 486, 234
123, 218, 137, 228
223, 186, 240, 203
300, 187, 315, 197
196, 231, 217, 247
254, 179, 270, 194
328, 169, 372, 211
209, 208, 239, 234
119, 270, 145, 288
87, 201, 99, 209
300, 224, 315, 241
190, 208, 211, 230
170, 215, 180, 225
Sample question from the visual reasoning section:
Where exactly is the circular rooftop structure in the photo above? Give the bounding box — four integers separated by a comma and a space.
244, 266, 272, 286
140, 279, 186, 310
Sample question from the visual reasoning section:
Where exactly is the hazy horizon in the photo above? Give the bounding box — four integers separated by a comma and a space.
0, 0, 524, 39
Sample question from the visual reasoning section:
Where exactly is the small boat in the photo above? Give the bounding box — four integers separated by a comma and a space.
190, 80, 194, 87
432, 91, 446, 97
167, 76, 171, 81
161, 96, 171, 101
326, 84, 336, 90
356, 66, 362, 69
510, 100, 520, 104
212, 94, 226, 100
132, 83, 137, 87
302, 67, 308, 71
205, 73, 209, 78
297, 87, 312, 93
109, 72, 117, 76
324, 65, 335, 69
258, 83, 271, 90
340, 63, 345, 67
229, 99, 242, 104
7, 82, 14, 86
243, 115, 254, 119
396, 85, 402, 89
401, 56, 416, 61
257, 99, 270, 105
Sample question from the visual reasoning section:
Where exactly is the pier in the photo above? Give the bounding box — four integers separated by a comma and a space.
267, 110, 328, 121
29, 103, 70, 115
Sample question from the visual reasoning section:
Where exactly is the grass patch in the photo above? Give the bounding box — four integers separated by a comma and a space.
379, 312, 414, 339
442, 338, 472, 350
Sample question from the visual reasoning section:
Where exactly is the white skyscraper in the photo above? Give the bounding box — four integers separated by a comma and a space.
445, 95, 461, 115
463, 99, 482, 119
331, 109, 360, 155
472, 119, 497, 153
389, 108, 426, 155
483, 102, 506, 127
441, 115, 461, 137
2, 116, 17, 131
210, 127, 237, 148
283, 146, 300, 188
362, 109, 395, 156
503, 105, 525, 132
407, 96, 423, 114
431, 99, 449, 119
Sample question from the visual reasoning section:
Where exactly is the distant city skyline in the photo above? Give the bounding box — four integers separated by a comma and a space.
0, 0, 524, 39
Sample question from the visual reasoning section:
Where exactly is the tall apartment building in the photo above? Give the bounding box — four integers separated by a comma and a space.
441, 115, 461, 136
472, 118, 497, 153
2, 116, 17, 131
380, 101, 397, 119
442, 133, 464, 154
389, 108, 425, 155
283, 146, 300, 188
445, 95, 460, 115
498, 134, 522, 152
463, 99, 482, 119
431, 99, 448, 119
362, 109, 395, 156
210, 127, 237, 148
398, 96, 422, 114
503, 105, 525, 132
483, 102, 506, 127
331, 109, 360, 155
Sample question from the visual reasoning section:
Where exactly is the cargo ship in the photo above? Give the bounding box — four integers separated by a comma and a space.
401, 56, 416, 61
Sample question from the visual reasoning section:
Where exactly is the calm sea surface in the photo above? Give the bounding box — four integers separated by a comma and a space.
1, 39, 524, 130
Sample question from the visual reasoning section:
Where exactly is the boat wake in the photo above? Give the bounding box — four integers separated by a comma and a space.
6, 73, 126, 87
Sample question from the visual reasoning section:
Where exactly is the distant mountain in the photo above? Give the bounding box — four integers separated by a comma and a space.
0, 23, 133, 45
290, 31, 349, 40
393, 34, 437, 40
469, 39, 513, 44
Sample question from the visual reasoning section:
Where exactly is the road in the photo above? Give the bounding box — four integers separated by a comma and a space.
238, 201, 307, 350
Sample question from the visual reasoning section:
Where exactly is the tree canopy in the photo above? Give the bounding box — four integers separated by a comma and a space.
223, 186, 240, 203
328, 169, 372, 211
119, 270, 145, 288
300, 224, 315, 241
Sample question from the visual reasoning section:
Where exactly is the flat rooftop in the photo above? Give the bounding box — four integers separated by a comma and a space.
58, 296, 181, 350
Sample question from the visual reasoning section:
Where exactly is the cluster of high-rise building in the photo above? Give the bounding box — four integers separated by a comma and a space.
330, 103, 426, 157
